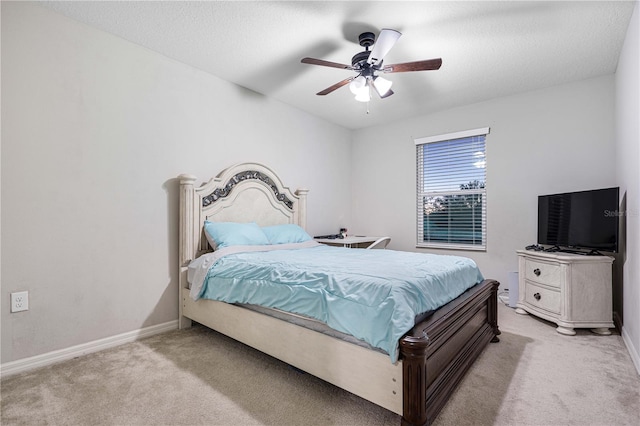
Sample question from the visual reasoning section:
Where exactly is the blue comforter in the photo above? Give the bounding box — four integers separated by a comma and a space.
190, 242, 483, 362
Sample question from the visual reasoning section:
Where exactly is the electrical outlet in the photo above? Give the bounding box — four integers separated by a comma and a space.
11, 291, 29, 313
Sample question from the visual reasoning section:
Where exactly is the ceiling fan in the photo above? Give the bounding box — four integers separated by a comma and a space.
301, 29, 442, 102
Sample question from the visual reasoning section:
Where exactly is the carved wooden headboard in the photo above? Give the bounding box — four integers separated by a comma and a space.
178, 162, 308, 266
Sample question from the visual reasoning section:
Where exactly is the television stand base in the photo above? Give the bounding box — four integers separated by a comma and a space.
516, 250, 614, 335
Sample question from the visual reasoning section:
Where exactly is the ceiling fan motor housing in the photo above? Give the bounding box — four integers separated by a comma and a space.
358, 32, 376, 48
351, 51, 371, 68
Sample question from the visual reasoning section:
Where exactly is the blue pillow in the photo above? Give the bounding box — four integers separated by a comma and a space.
204, 221, 270, 249
262, 224, 312, 245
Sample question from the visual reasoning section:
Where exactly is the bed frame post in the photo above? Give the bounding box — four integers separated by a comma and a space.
179, 174, 198, 267
489, 283, 501, 342
295, 188, 309, 228
400, 336, 430, 426
179, 173, 198, 329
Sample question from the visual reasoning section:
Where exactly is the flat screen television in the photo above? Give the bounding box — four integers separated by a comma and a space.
537, 187, 619, 253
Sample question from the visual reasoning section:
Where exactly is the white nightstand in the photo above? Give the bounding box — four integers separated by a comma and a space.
515, 250, 614, 335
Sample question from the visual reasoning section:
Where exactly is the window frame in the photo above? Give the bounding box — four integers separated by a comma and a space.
415, 127, 490, 251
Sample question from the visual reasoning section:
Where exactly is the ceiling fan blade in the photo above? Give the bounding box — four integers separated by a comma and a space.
301, 57, 354, 70
382, 58, 443, 73
316, 76, 355, 96
367, 29, 402, 66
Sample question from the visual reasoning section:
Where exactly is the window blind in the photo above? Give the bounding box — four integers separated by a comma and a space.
415, 128, 489, 250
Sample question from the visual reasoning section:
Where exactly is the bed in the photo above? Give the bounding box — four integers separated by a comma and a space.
178, 162, 500, 426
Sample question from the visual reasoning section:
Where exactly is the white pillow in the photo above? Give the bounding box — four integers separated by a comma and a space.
203, 221, 270, 249
262, 224, 312, 245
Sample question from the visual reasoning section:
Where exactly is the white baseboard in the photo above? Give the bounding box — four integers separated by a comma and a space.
0, 320, 178, 378
621, 325, 640, 376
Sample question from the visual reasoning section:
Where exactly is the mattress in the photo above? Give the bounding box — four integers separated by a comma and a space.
188, 242, 484, 362
189, 261, 387, 353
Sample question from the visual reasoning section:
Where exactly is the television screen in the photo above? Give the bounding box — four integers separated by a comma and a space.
537, 187, 619, 253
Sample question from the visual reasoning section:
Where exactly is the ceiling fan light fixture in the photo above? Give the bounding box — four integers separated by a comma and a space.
354, 87, 371, 102
373, 76, 393, 97
349, 75, 367, 94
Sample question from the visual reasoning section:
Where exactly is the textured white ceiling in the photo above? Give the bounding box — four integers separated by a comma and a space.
37, 1, 636, 130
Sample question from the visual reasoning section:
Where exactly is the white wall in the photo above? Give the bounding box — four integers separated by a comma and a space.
350, 75, 616, 290
615, 2, 640, 373
1, 3, 352, 363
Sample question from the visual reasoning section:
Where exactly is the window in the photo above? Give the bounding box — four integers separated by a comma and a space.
415, 127, 489, 250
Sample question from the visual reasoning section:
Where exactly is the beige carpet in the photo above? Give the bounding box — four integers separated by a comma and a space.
2, 303, 639, 425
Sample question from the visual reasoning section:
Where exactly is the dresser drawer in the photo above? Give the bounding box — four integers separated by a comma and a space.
524, 259, 562, 288
524, 281, 561, 314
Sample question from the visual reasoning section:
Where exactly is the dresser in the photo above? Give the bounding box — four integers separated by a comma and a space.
515, 250, 614, 335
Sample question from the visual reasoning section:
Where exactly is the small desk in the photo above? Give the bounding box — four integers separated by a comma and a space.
315, 236, 387, 249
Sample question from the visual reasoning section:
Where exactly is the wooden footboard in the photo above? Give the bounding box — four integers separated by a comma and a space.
400, 279, 500, 426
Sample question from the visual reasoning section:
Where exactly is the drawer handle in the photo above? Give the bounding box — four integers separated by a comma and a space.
534, 292, 541, 301
533, 268, 541, 276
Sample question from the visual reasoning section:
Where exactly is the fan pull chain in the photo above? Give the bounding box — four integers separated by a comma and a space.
366, 84, 370, 114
